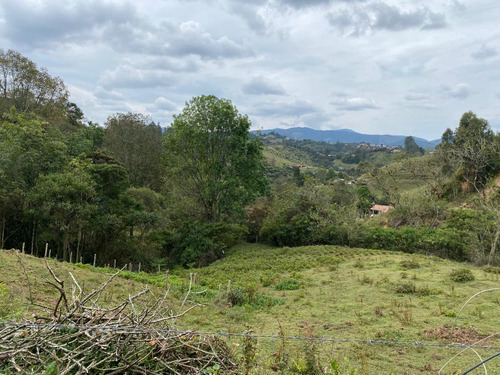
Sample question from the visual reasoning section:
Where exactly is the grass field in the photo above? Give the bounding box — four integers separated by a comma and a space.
1, 244, 499, 374
263, 146, 313, 168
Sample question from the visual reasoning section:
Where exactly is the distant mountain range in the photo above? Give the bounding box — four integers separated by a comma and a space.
255, 127, 440, 149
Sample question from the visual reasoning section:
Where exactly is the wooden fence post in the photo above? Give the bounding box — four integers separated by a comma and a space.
44, 243, 48, 258
226, 280, 231, 302
93, 254, 96, 267
165, 270, 169, 290
22, 242, 25, 254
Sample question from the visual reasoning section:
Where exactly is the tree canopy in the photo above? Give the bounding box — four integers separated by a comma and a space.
164, 95, 268, 222
438, 111, 498, 192
404, 136, 424, 155
0, 49, 70, 125
104, 113, 164, 190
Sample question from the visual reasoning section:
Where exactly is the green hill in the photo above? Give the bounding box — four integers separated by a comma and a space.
2, 245, 499, 374
260, 132, 400, 180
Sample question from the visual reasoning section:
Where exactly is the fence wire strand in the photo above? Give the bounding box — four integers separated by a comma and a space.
1, 320, 499, 350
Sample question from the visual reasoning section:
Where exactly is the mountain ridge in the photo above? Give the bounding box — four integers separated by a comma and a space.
254, 127, 440, 149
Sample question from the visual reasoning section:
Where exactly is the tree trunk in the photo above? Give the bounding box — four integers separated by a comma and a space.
63, 228, 70, 262
76, 226, 82, 264
488, 229, 500, 265
0, 218, 5, 249
31, 219, 36, 255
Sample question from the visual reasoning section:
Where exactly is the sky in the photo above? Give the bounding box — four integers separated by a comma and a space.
1, 0, 499, 140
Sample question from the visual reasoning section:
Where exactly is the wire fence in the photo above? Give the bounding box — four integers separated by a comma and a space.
1, 320, 499, 351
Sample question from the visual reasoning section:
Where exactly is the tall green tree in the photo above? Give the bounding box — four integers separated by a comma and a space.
441, 111, 496, 192
28, 160, 95, 261
0, 49, 70, 125
404, 136, 424, 155
0, 110, 68, 249
104, 113, 164, 190
66, 121, 105, 157
164, 95, 268, 222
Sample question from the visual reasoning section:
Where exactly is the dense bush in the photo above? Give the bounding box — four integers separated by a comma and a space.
275, 280, 301, 291
162, 221, 246, 267
226, 287, 284, 309
227, 288, 248, 306
394, 282, 416, 294
261, 211, 467, 260
351, 226, 465, 259
400, 259, 420, 269
483, 265, 500, 274
450, 268, 475, 282
386, 194, 448, 228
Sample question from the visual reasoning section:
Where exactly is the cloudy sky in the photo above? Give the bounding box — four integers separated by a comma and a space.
1, 0, 499, 140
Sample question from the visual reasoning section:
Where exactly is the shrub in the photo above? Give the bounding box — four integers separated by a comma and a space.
400, 259, 420, 269
484, 266, 500, 274
416, 285, 441, 297
252, 294, 285, 309
450, 268, 475, 282
227, 288, 247, 306
275, 280, 301, 291
226, 288, 284, 309
259, 273, 275, 287
394, 282, 416, 294
0, 283, 11, 319
163, 221, 246, 267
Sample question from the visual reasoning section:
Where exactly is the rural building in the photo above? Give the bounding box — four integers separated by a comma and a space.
370, 204, 393, 216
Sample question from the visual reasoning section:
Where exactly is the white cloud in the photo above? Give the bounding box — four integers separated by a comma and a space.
0, 0, 138, 47
252, 99, 318, 117
151, 97, 178, 111
1, 0, 499, 140
242, 76, 286, 95
402, 93, 437, 109
332, 97, 379, 111
327, 1, 447, 36
471, 44, 498, 61
99, 65, 176, 89
442, 83, 472, 100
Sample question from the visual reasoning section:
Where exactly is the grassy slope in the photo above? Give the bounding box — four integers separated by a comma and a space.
0, 250, 187, 321
263, 144, 314, 167
2, 246, 499, 374
359, 154, 436, 199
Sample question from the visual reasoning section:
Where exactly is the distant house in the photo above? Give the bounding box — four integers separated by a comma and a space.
370, 204, 393, 216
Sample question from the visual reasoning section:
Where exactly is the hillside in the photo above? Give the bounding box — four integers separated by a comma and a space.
256, 127, 440, 149
260, 132, 398, 174
2, 246, 499, 374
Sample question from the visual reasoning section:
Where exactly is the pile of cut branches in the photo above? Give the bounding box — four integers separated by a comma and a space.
0, 261, 237, 374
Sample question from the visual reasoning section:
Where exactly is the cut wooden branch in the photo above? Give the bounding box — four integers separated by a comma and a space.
0, 262, 237, 374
